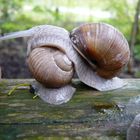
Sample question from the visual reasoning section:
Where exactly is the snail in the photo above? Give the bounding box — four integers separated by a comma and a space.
69, 23, 130, 91
0, 25, 76, 105
0, 23, 130, 105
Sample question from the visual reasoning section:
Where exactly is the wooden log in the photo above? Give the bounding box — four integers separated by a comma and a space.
0, 79, 140, 139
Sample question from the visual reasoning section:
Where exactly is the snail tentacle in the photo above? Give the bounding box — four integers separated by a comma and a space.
0, 29, 34, 41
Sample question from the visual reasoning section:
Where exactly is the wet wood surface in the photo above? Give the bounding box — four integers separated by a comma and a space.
0, 79, 140, 140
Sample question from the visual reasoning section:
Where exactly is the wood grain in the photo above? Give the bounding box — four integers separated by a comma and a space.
0, 78, 140, 140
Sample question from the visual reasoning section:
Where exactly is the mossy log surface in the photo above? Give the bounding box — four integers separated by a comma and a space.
0, 79, 140, 140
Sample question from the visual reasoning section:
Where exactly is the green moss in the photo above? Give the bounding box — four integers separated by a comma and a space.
134, 71, 140, 78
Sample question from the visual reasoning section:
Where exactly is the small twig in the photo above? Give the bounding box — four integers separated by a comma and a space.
32, 94, 38, 99
8, 83, 30, 96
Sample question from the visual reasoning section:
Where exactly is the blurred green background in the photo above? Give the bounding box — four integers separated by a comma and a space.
0, 0, 140, 78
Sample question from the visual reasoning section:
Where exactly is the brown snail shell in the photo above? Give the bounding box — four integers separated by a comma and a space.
70, 23, 130, 79
27, 47, 73, 88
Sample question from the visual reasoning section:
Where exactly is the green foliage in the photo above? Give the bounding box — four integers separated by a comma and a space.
0, 0, 138, 42
134, 44, 140, 61
134, 71, 140, 77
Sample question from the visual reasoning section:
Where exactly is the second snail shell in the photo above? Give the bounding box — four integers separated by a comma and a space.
70, 23, 130, 79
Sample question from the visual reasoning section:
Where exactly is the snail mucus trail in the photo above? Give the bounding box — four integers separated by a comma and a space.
0, 23, 130, 105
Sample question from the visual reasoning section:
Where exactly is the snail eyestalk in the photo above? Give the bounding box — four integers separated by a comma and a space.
0, 29, 33, 41
8, 83, 30, 96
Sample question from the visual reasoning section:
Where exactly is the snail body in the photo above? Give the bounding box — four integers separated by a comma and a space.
0, 25, 76, 105
26, 25, 76, 104
70, 23, 130, 79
